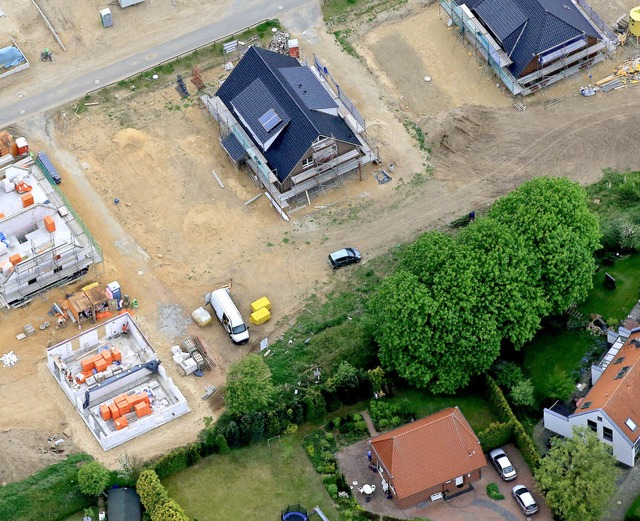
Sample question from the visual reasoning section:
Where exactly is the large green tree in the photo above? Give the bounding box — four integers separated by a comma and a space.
489, 177, 600, 314
225, 354, 275, 416
457, 219, 545, 347
535, 426, 617, 521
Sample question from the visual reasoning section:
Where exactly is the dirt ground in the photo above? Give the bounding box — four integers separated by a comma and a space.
2, 0, 640, 482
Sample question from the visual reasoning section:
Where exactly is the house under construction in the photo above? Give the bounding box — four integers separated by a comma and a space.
440, 0, 618, 96
47, 313, 190, 451
0, 158, 102, 308
205, 46, 376, 215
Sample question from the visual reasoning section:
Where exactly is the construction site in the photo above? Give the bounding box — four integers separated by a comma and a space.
46, 312, 190, 451
1, 0, 640, 482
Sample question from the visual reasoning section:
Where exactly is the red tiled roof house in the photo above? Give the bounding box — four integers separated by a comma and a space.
369, 407, 487, 509
544, 328, 640, 466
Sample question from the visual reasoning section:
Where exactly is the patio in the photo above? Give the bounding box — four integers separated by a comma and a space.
336, 442, 553, 521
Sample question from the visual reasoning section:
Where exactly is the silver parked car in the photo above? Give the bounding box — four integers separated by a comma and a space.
489, 448, 517, 481
512, 484, 539, 515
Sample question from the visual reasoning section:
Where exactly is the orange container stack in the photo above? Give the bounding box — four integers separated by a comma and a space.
21, 193, 34, 208
100, 404, 111, 421
9, 254, 21, 266
114, 416, 128, 430
135, 401, 151, 418
109, 403, 121, 420
44, 216, 56, 232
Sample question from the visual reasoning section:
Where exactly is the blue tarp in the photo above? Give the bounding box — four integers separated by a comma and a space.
0, 46, 25, 69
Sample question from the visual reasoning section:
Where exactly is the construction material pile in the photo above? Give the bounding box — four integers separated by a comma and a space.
1, 351, 18, 367
268, 30, 290, 54
596, 55, 640, 92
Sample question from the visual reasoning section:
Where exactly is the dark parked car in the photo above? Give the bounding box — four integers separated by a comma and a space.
489, 448, 517, 481
328, 247, 361, 269
512, 484, 539, 515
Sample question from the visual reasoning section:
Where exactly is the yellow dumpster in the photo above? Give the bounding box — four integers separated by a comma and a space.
251, 296, 271, 313
250, 307, 271, 325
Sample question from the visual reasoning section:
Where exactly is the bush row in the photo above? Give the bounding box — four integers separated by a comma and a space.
485, 375, 540, 468
477, 421, 513, 451
368, 398, 415, 431
137, 469, 189, 521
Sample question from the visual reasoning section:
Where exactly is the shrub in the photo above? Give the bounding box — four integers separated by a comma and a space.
327, 483, 339, 499
625, 493, 640, 521
153, 446, 189, 479
478, 421, 513, 451
510, 379, 536, 408
78, 460, 110, 496
369, 398, 414, 431
214, 433, 230, 454
493, 360, 525, 391
486, 483, 505, 500
151, 498, 189, 521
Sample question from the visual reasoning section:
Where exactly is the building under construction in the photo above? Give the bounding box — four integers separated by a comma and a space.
0, 156, 102, 308
440, 0, 618, 96
205, 46, 376, 216
47, 313, 190, 451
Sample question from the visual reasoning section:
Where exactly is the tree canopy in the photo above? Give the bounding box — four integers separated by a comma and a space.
369, 177, 600, 393
77, 460, 110, 497
489, 176, 600, 314
535, 427, 617, 521
225, 354, 275, 416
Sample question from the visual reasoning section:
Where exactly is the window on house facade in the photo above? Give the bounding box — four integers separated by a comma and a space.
603, 427, 613, 442
587, 420, 597, 433
597, 416, 602, 422
302, 157, 314, 170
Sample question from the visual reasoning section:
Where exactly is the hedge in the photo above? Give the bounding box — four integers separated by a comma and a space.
137, 469, 188, 521
477, 421, 513, 451
486, 375, 514, 423
485, 375, 540, 469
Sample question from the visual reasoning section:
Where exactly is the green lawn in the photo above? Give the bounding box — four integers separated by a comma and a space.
164, 433, 339, 521
384, 388, 497, 431
522, 330, 595, 402
579, 254, 640, 323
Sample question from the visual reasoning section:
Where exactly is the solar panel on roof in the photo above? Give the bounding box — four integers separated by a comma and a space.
259, 109, 282, 132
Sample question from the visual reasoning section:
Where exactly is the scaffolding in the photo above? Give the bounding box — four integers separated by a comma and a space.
439, 0, 614, 96
0, 164, 103, 308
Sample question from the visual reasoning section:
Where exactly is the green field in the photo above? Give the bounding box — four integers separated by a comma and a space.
579, 254, 640, 323
164, 433, 339, 521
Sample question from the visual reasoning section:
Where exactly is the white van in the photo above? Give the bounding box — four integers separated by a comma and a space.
205, 288, 249, 344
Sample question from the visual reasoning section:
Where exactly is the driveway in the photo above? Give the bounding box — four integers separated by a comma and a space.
337, 442, 553, 521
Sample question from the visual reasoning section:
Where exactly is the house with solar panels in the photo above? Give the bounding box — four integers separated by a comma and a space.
204, 47, 376, 212
439, 0, 618, 95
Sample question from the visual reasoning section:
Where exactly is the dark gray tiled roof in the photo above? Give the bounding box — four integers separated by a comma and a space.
231, 78, 290, 146
279, 66, 338, 111
474, 0, 527, 43
108, 488, 141, 521
215, 47, 359, 183
456, 0, 600, 77
221, 133, 247, 162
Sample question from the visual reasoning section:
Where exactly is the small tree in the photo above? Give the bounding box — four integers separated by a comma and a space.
535, 426, 617, 521
151, 499, 189, 521
117, 452, 144, 486
509, 379, 535, 408
137, 469, 167, 518
225, 354, 275, 416
78, 460, 110, 497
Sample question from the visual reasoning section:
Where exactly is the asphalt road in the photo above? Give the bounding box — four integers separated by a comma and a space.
0, 0, 315, 128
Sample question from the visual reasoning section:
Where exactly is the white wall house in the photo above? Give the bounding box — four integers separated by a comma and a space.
544, 328, 640, 467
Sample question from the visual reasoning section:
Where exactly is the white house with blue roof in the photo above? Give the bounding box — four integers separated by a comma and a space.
440, 0, 617, 95
205, 46, 375, 210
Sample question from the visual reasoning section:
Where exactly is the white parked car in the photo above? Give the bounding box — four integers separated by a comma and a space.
489, 447, 517, 481
512, 484, 539, 515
